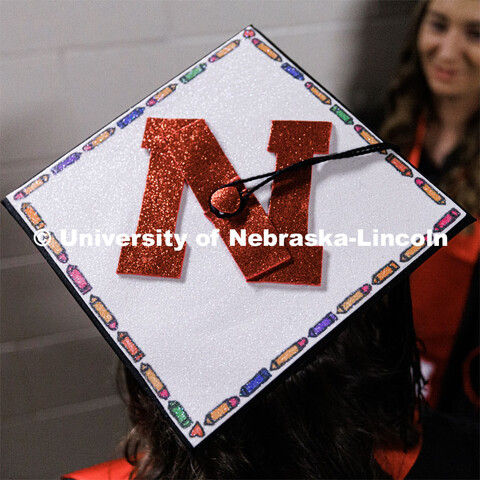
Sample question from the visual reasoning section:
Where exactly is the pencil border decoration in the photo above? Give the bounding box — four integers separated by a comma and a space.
2, 26, 473, 451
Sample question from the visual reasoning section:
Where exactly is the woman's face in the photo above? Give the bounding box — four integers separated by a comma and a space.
417, 0, 480, 100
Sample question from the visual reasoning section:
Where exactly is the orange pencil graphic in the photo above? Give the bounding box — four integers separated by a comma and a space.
251, 38, 282, 61
372, 261, 399, 285
209, 39, 240, 62
385, 154, 413, 177
189, 422, 205, 438
204, 397, 240, 425
14, 175, 49, 200
337, 284, 372, 314
354, 125, 386, 153
141, 363, 169, 399
415, 178, 446, 204
47, 232, 68, 263
270, 337, 308, 370
21, 203, 45, 230
90, 295, 118, 330
400, 237, 427, 262
117, 331, 144, 362
83, 128, 115, 151
304, 82, 331, 105
146, 84, 177, 107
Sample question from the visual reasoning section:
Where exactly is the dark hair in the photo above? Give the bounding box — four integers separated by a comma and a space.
119, 279, 424, 479
380, 0, 479, 215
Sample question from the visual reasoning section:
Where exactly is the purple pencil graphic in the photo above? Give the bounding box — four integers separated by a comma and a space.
434, 209, 460, 232
67, 265, 92, 294
308, 312, 337, 338
51, 153, 82, 175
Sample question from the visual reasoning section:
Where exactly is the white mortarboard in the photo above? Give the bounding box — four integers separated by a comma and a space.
3, 26, 473, 449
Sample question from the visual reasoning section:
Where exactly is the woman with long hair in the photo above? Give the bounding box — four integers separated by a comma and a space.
61, 3, 479, 479
121, 282, 429, 479
381, 0, 479, 412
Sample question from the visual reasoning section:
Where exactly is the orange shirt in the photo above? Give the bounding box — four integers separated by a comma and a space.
408, 116, 479, 406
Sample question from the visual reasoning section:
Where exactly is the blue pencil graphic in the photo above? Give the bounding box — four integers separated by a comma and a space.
117, 107, 145, 129
308, 312, 338, 338
281, 63, 304, 80
239, 368, 271, 397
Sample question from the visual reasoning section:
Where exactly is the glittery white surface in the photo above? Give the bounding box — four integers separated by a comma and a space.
6, 28, 467, 447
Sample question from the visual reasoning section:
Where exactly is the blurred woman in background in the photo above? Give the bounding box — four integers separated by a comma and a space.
381, 0, 479, 414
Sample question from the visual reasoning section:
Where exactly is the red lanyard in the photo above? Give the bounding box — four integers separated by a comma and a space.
408, 113, 427, 169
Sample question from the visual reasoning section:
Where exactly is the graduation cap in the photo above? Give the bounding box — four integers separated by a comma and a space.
2, 26, 473, 449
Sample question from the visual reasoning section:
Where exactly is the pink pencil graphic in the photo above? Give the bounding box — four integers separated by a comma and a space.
354, 125, 386, 153
67, 265, 92, 294
204, 397, 240, 425
14, 175, 49, 200
434, 209, 460, 232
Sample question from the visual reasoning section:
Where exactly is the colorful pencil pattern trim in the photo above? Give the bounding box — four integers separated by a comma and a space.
21, 203, 46, 230
251, 38, 281, 61
180, 63, 207, 84
146, 84, 177, 107
270, 338, 308, 370
117, 331, 144, 362
90, 295, 118, 330
304, 82, 331, 104
141, 363, 169, 399
414, 178, 446, 204
372, 261, 399, 285
83, 128, 115, 151
434, 209, 460, 232
209, 40, 240, 62
308, 312, 337, 338
67, 265, 92, 294
14, 175, 49, 199
239, 368, 271, 397
385, 153, 413, 177
204, 397, 240, 425
46, 232, 68, 263
337, 284, 372, 314
169, 400, 192, 428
